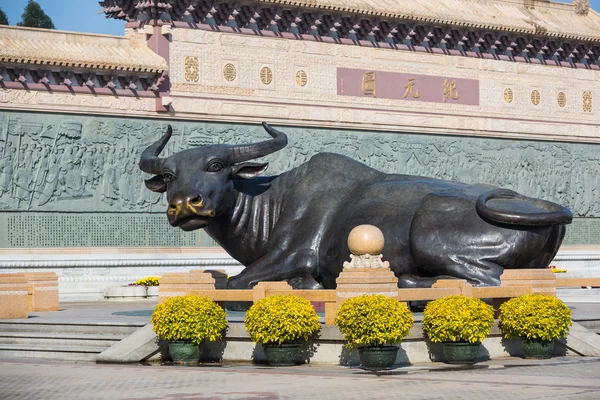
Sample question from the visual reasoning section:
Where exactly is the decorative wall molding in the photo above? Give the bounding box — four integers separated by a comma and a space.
0, 259, 243, 269
554, 255, 600, 261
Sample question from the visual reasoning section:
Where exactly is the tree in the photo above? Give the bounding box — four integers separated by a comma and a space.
17, 0, 55, 29
0, 8, 9, 25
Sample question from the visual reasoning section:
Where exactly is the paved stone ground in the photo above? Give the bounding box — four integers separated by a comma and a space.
23, 301, 600, 324
1, 358, 599, 400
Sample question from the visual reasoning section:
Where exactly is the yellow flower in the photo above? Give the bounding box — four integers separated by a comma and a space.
335, 294, 414, 349
422, 296, 494, 343
498, 294, 571, 341
245, 295, 320, 345
151, 295, 227, 345
134, 276, 161, 286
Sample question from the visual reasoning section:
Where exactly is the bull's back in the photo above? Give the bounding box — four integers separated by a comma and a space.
309, 158, 492, 279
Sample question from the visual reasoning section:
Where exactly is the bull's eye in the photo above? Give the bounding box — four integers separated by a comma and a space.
206, 161, 224, 173
163, 172, 176, 183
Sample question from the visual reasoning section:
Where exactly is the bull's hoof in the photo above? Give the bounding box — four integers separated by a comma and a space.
287, 275, 323, 290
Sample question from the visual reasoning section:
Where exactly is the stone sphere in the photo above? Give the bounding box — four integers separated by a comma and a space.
347, 225, 385, 255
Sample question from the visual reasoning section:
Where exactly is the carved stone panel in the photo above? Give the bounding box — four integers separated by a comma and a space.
1, 110, 599, 246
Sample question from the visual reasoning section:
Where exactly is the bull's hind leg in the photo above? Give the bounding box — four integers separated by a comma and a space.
440, 259, 505, 286
522, 224, 566, 269
399, 259, 503, 288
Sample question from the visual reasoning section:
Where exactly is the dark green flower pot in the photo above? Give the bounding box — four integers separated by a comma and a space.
521, 339, 554, 359
168, 341, 199, 365
442, 341, 481, 364
357, 345, 399, 370
263, 343, 303, 367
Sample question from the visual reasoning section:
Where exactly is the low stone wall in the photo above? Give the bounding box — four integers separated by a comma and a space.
131, 321, 569, 365
0, 273, 29, 319
0, 248, 243, 302
211, 322, 570, 365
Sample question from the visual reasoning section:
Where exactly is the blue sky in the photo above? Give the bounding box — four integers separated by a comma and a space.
0, 0, 599, 36
0, 0, 126, 35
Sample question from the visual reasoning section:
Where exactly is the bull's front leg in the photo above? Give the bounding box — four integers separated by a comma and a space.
227, 246, 321, 289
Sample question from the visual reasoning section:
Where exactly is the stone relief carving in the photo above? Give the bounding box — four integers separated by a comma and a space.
1, 110, 599, 224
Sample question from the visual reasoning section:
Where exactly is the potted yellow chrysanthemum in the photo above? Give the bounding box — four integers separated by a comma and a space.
151, 295, 228, 365
245, 295, 321, 366
335, 294, 414, 370
422, 295, 495, 364
499, 294, 572, 359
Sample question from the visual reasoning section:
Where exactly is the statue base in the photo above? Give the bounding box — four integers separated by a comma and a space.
325, 267, 400, 325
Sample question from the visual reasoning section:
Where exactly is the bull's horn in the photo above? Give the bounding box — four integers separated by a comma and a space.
139, 125, 172, 174
228, 122, 288, 163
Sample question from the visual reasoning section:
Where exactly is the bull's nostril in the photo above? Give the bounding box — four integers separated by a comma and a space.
168, 204, 177, 211
190, 195, 204, 207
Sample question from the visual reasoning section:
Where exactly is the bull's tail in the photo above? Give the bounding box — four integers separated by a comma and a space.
476, 189, 572, 226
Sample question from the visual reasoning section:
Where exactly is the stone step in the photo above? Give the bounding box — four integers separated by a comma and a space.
575, 319, 600, 333
0, 332, 125, 348
0, 343, 106, 362
0, 320, 146, 362
0, 321, 145, 335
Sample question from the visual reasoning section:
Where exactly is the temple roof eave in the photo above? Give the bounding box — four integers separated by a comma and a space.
0, 25, 168, 76
101, 0, 600, 44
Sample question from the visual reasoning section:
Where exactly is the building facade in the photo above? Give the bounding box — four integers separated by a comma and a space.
1, 0, 600, 299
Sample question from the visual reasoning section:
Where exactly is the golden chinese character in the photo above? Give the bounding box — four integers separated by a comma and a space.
223, 63, 236, 82
260, 67, 273, 85
362, 71, 376, 97
443, 79, 459, 102
583, 91, 592, 112
296, 70, 308, 87
184, 56, 199, 83
404, 77, 420, 99
531, 90, 541, 106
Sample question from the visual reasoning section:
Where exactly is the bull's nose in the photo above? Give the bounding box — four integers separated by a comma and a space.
168, 195, 203, 212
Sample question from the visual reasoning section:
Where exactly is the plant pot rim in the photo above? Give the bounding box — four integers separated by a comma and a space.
443, 341, 482, 345
262, 342, 303, 347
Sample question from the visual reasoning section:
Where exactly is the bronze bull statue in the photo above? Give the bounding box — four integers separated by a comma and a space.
139, 123, 572, 290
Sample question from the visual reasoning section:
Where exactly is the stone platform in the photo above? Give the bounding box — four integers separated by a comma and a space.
1, 300, 599, 365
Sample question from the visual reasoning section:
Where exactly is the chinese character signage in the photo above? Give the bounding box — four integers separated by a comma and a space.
338, 68, 479, 106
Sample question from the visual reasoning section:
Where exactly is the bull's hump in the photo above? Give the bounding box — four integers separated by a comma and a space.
304, 153, 384, 182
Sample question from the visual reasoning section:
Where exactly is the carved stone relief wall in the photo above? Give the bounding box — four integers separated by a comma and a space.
0, 109, 598, 247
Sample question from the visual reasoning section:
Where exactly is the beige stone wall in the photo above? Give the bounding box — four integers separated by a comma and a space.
169, 28, 600, 143
2, 26, 597, 142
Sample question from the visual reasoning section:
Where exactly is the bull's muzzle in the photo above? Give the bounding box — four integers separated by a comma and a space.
167, 194, 215, 230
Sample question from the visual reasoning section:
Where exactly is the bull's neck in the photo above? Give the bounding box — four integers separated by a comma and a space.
205, 175, 283, 265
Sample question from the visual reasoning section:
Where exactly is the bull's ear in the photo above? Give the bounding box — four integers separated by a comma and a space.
145, 176, 167, 192
231, 162, 269, 179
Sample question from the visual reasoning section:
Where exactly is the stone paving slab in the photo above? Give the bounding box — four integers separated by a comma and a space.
1, 357, 600, 400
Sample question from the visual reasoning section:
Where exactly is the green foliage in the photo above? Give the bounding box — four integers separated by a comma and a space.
498, 294, 572, 341
151, 295, 227, 345
244, 295, 321, 345
0, 8, 8, 25
17, 0, 55, 29
133, 276, 160, 286
422, 296, 495, 343
335, 294, 414, 349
